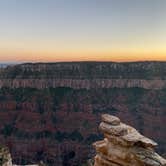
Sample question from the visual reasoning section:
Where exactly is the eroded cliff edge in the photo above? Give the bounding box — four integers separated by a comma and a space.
1, 62, 166, 89
93, 114, 166, 166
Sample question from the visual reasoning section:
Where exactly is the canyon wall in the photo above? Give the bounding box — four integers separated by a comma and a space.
0, 62, 166, 165
1, 62, 166, 80
0, 79, 166, 89
0, 87, 165, 165
1, 62, 166, 90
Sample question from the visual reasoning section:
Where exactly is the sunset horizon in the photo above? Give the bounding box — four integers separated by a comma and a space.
0, 0, 166, 62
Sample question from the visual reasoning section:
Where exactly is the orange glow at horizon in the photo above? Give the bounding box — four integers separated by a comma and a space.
0, 49, 166, 62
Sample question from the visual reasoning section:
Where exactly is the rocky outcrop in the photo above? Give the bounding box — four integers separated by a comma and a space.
0, 145, 40, 166
0, 146, 12, 166
93, 114, 166, 166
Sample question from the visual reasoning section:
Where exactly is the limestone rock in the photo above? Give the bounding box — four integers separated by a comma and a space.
93, 114, 166, 166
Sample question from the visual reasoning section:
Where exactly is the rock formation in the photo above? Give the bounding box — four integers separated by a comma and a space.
0, 145, 40, 166
0, 146, 12, 166
93, 114, 166, 166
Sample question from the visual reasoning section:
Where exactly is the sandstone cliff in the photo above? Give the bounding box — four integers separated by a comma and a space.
93, 114, 166, 166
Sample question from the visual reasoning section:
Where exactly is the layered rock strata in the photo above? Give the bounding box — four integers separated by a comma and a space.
0, 79, 166, 90
1, 62, 166, 90
93, 114, 166, 166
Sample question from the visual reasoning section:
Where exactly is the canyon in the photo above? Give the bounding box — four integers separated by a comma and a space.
0, 62, 165, 165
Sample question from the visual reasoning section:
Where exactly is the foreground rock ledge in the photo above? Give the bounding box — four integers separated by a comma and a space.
93, 114, 166, 166
0, 145, 41, 166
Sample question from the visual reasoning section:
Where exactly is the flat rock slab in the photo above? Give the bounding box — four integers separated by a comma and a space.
99, 122, 128, 136
102, 114, 120, 125
121, 130, 158, 148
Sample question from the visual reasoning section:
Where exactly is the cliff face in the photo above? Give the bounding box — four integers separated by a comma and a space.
0, 62, 166, 89
0, 79, 166, 89
1, 62, 166, 79
0, 62, 166, 165
93, 114, 166, 166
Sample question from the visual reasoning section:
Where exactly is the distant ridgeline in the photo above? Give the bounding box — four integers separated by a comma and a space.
0, 62, 166, 89
0, 64, 11, 68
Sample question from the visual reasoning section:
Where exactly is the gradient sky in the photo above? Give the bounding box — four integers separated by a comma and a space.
0, 0, 166, 62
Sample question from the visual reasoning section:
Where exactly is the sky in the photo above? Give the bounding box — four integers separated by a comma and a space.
0, 0, 166, 62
